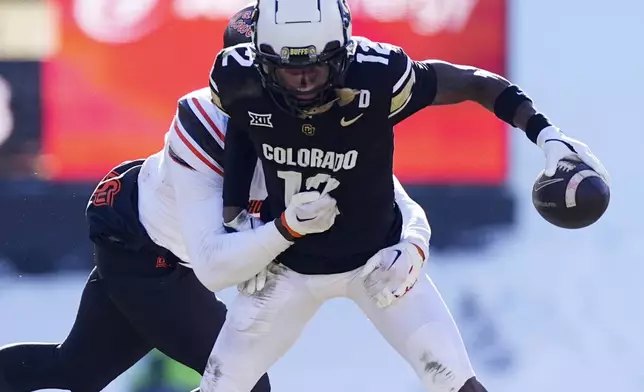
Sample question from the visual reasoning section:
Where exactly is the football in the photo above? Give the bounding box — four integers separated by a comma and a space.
532, 158, 610, 229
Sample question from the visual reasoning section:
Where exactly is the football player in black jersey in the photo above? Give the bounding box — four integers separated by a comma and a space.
205, 0, 610, 392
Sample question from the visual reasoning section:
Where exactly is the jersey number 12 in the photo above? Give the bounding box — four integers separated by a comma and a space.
277, 171, 340, 206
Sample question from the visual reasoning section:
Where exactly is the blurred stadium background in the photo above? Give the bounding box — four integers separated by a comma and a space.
0, 0, 642, 391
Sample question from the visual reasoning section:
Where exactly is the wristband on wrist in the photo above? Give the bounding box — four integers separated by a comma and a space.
275, 213, 301, 241
493, 85, 532, 127
526, 113, 553, 144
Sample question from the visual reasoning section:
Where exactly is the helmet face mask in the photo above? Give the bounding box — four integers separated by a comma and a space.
251, 0, 353, 115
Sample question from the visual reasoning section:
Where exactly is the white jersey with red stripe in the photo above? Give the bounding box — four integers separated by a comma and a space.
137, 88, 269, 275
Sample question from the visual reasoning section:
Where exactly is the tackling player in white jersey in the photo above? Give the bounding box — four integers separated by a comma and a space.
0, 6, 430, 392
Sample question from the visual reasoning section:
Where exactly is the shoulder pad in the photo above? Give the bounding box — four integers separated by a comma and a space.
352, 36, 401, 59
382, 46, 415, 116
349, 37, 405, 75
167, 91, 227, 176
349, 38, 415, 116
209, 44, 263, 113
180, 87, 215, 106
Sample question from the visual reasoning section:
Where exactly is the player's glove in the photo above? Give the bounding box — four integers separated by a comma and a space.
223, 210, 272, 294
538, 126, 611, 185
223, 208, 263, 233
278, 191, 339, 239
237, 263, 271, 295
226, 192, 338, 294
360, 241, 426, 308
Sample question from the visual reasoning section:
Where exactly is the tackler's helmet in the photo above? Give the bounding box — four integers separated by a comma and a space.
223, 2, 255, 48
251, 0, 354, 115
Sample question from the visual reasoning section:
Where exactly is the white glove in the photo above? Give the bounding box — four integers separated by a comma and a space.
223, 209, 270, 294
360, 241, 426, 308
237, 263, 270, 295
281, 191, 339, 238
229, 192, 339, 295
538, 126, 611, 185
223, 209, 263, 232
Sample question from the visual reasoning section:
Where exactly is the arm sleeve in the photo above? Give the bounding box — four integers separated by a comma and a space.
166, 151, 292, 292
392, 176, 431, 260
387, 47, 439, 126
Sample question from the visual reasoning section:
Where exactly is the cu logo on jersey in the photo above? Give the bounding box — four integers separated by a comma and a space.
302, 124, 315, 136
249, 111, 273, 128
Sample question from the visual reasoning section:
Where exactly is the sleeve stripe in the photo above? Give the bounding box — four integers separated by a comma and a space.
189, 97, 225, 148
392, 56, 412, 94
247, 199, 263, 214
173, 119, 224, 176
209, 85, 228, 116
389, 92, 413, 118
168, 145, 196, 170
209, 76, 219, 93
389, 69, 416, 118
177, 99, 225, 169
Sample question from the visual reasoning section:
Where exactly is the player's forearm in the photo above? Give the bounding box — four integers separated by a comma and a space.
393, 177, 430, 260
428, 61, 543, 134
168, 155, 290, 292
469, 71, 538, 132
189, 221, 292, 292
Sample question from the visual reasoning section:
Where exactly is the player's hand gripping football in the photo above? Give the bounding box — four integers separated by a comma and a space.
360, 241, 426, 308
280, 191, 339, 238
538, 126, 611, 185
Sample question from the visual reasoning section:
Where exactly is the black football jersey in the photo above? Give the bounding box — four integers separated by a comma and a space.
211, 37, 439, 274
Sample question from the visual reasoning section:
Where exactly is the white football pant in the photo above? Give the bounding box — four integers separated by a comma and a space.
200, 264, 475, 392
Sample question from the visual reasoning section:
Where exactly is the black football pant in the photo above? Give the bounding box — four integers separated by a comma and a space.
0, 244, 271, 392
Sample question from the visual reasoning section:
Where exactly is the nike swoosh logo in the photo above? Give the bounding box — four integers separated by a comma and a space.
295, 215, 315, 222
533, 178, 564, 191
340, 113, 364, 127
387, 250, 403, 270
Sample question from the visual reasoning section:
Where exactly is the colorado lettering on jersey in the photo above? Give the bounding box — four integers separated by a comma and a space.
262, 144, 358, 172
